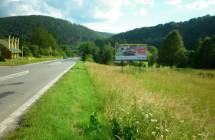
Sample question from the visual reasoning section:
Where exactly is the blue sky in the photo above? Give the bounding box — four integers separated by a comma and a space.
0, 0, 215, 33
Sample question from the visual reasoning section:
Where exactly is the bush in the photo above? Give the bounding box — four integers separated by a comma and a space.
0, 56, 6, 61
94, 45, 113, 64
147, 46, 158, 66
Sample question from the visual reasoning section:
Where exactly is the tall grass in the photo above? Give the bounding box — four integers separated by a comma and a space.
86, 62, 215, 139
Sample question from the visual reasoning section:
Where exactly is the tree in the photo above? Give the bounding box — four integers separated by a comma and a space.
158, 30, 187, 67
94, 39, 106, 48
147, 46, 158, 66
31, 25, 58, 56
79, 42, 96, 62
95, 44, 114, 64
23, 46, 32, 57
29, 44, 39, 57
196, 36, 215, 68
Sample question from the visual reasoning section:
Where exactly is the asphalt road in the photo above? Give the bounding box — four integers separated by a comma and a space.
0, 58, 77, 123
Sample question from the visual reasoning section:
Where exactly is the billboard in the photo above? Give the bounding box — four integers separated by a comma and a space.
115, 44, 147, 61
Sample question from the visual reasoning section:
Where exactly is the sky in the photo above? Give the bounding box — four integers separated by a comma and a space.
0, 0, 215, 33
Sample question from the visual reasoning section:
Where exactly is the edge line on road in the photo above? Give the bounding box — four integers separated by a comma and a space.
0, 70, 29, 82
0, 61, 77, 138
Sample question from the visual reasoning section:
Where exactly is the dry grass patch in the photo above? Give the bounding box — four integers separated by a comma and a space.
86, 62, 215, 139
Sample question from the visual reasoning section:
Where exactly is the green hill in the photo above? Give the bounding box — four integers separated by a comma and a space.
111, 15, 215, 49
0, 15, 111, 44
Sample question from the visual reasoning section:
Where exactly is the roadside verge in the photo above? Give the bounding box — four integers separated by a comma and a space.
0, 61, 76, 138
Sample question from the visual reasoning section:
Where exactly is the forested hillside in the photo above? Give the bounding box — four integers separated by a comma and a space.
0, 15, 111, 44
111, 15, 215, 49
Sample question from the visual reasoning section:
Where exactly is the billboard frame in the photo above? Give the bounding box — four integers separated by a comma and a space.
115, 43, 148, 72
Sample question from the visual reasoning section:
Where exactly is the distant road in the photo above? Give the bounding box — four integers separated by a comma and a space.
0, 58, 78, 136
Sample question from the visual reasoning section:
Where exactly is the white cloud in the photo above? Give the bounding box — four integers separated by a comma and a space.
0, 0, 154, 24
165, 0, 181, 6
134, 8, 148, 16
0, 0, 63, 18
93, 0, 124, 22
186, 0, 215, 10
136, 0, 154, 6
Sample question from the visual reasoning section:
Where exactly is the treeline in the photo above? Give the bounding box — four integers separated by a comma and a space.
78, 40, 114, 64
111, 15, 215, 50
0, 15, 111, 44
158, 30, 215, 68
79, 29, 215, 69
78, 39, 158, 66
21, 25, 73, 57
0, 15, 113, 59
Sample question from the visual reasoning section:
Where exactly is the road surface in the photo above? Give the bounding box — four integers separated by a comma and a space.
0, 58, 77, 134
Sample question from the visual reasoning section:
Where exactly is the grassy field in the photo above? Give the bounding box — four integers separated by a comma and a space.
5, 62, 106, 140
0, 57, 59, 66
86, 63, 215, 139
4, 62, 215, 140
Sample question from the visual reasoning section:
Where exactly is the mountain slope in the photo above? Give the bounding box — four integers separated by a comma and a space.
0, 15, 111, 44
111, 15, 215, 49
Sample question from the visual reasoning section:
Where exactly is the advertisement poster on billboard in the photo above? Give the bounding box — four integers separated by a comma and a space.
115, 44, 147, 61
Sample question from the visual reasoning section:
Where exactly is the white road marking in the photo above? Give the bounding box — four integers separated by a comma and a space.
0, 70, 29, 82
21, 59, 59, 67
48, 61, 62, 66
0, 62, 76, 138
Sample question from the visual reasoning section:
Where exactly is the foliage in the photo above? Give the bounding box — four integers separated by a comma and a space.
60, 44, 75, 57
78, 40, 114, 64
32, 26, 58, 49
29, 44, 39, 57
0, 15, 110, 44
0, 56, 5, 61
159, 30, 187, 67
147, 45, 158, 66
78, 42, 97, 61
195, 36, 215, 68
94, 44, 114, 64
111, 15, 215, 50
0, 15, 112, 58
22, 46, 32, 57
85, 112, 102, 138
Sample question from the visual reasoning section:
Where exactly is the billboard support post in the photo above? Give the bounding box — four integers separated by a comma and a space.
139, 60, 142, 72
121, 60, 124, 73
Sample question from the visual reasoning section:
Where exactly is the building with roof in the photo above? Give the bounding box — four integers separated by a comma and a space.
0, 36, 21, 59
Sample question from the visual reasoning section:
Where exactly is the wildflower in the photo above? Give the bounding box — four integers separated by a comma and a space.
149, 113, 153, 117
192, 135, 197, 139
156, 126, 160, 130
150, 119, 157, 123
144, 114, 149, 119
197, 133, 204, 137
152, 131, 156, 136
165, 129, 169, 133
135, 121, 140, 124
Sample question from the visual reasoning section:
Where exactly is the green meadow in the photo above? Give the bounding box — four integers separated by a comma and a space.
4, 62, 215, 140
